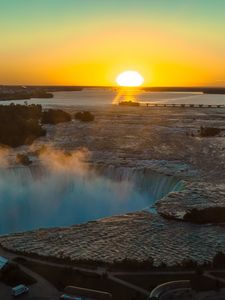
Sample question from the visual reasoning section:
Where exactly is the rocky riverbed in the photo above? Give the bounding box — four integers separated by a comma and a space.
1, 105, 225, 266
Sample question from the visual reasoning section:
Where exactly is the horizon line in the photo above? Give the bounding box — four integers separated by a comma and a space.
1, 85, 225, 89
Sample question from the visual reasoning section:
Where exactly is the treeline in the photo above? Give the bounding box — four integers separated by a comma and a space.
42, 109, 71, 124
143, 87, 225, 94
0, 91, 53, 101
0, 104, 45, 147
75, 111, 95, 122
0, 104, 72, 147
42, 110, 95, 124
0, 105, 96, 147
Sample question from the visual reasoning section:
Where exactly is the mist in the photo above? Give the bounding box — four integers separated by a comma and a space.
0, 147, 180, 234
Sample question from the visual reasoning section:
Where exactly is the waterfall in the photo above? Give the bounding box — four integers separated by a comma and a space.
95, 165, 182, 201
0, 165, 46, 183
0, 164, 182, 234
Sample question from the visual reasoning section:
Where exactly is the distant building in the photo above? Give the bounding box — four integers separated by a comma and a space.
119, 101, 140, 106
0, 256, 8, 271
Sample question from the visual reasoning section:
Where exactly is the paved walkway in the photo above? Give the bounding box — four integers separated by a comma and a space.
0, 247, 59, 300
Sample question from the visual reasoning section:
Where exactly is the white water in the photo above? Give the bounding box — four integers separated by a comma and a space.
2, 89, 225, 107
0, 165, 181, 234
96, 165, 182, 201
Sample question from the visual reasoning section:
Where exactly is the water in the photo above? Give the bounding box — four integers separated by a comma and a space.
96, 165, 182, 202
2, 89, 225, 107
0, 165, 181, 234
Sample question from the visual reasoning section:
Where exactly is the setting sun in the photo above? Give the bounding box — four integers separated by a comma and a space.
116, 71, 144, 87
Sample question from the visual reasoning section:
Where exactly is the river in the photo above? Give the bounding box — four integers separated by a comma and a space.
2, 88, 225, 107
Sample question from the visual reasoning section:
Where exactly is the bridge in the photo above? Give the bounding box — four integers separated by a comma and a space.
144, 103, 225, 108
118, 101, 225, 108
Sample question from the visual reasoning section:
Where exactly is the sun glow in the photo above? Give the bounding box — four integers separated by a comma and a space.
116, 71, 144, 87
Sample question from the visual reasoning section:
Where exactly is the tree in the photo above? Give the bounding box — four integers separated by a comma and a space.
42, 109, 71, 124
74, 111, 95, 122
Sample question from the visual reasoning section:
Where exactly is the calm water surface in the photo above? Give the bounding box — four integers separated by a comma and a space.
2, 88, 225, 107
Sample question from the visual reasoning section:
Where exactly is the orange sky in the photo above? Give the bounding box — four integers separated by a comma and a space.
1, 1, 225, 86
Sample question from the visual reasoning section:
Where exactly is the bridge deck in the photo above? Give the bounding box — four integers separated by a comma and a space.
144, 103, 225, 108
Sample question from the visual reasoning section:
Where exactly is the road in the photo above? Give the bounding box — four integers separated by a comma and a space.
108, 273, 150, 296
2, 245, 225, 299
0, 246, 152, 296
0, 247, 59, 300
0, 245, 208, 298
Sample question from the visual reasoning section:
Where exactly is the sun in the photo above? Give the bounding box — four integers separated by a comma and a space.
116, 70, 144, 87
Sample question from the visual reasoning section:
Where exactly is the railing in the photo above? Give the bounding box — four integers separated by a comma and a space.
149, 280, 191, 299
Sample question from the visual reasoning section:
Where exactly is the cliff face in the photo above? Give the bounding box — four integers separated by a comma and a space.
95, 164, 182, 202
156, 181, 225, 224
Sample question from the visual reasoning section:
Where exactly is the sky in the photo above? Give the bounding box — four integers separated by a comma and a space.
0, 0, 225, 86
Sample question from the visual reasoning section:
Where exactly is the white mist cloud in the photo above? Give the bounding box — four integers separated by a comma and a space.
39, 146, 90, 175
0, 146, 151, 234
